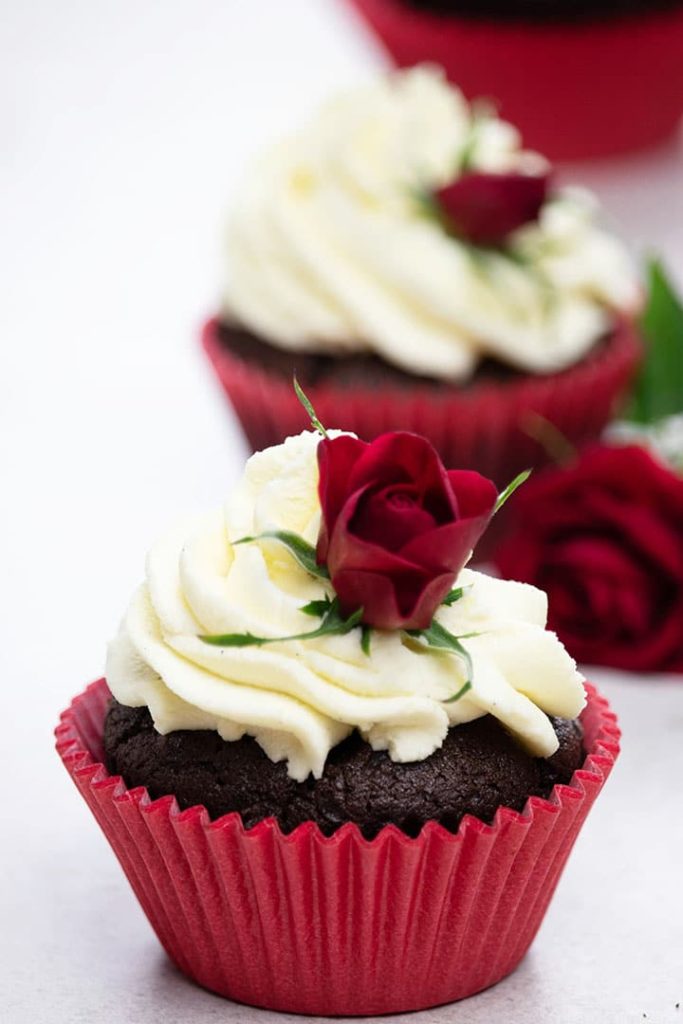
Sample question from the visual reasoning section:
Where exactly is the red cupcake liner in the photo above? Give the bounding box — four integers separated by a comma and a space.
202, 316, 641, 488
56, 678, 619, 1015
345, 0, 683, 159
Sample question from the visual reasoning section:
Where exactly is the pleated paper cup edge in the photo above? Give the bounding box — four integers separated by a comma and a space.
201, 314, 641, 408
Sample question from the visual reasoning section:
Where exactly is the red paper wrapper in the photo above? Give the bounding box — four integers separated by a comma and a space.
345, 0, 683, 159
202, 316, 641, 487
56, 678, 619, 1016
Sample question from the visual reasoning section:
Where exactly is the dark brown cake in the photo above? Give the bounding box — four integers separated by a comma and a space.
104, 698, 584, 839
219, 321, 453, 390
401, 0, 682, 23
217, 320, 612, 391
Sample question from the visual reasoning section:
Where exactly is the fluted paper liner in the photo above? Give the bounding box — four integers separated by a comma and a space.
346, 0, 683, 160
56, 679, 619, 1015
202, 316, 640, 487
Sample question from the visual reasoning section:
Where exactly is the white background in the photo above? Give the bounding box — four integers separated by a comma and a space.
2, 2, 683, 1021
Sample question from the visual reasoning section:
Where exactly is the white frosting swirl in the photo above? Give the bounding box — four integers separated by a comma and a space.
107, 431, 586, 781
224, 66, 639, 381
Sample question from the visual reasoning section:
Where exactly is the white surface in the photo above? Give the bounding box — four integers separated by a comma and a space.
1, 2, 683, 1021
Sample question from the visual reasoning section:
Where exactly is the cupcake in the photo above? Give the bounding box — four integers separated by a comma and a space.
204, 67, 641, 486
56, 411, 620, 1015
346, 0, 683, 159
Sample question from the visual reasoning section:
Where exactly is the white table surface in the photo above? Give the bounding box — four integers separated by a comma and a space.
2, 2, 683, 1021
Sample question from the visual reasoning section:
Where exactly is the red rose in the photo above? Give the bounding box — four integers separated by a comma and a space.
496, 444, 683, 673
317, 432, 497, 630
435, 171, 550, 247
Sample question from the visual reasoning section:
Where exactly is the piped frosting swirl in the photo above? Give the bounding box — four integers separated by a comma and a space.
107, 430, 586, 781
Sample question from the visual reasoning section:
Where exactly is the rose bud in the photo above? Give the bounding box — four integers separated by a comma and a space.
435, 170, 550, 247
317, 432, 497, 630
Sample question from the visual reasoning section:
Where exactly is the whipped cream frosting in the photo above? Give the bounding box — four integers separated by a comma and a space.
107, 431, 586, 781
224, 66, 639, 381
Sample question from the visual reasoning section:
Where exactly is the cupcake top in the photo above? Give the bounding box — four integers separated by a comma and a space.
107, 415, 585, 782
224, 66, 638, 382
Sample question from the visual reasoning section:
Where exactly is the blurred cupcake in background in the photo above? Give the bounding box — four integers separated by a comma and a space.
203, 66, 641, 484
345, 0, 683, 159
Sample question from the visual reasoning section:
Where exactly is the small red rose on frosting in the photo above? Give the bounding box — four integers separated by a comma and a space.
435, 171, 550, 247
495, 444, 683, 673
316, 432, 497, 630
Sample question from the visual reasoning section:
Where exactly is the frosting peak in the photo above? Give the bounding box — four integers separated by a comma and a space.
107, 431, 586, 781
224, 66, 638, 381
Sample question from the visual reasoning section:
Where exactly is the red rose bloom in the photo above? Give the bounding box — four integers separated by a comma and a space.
317, 432, 497, 630
496, 444, 683, 673
435, 170, 550, 247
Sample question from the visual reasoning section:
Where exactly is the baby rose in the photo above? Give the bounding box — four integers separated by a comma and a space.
495, 444, 683, 673
316, 432, 497, 630
435, 170, 550, 247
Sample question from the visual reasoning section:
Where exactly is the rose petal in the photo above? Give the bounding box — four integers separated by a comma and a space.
399, 518, 488, 572
447, 470, 498, 520
346, 433, 459, 521
352, 483, 438, 549
317, 435, 367, 562
328, 486, 435, 577
331, 567, 456, 630
495, 442, 683, 673
435, 171, 550, 247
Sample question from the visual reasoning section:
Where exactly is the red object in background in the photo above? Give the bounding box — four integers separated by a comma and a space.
346, 0, 683, 160
496, 444, 683, 673
57, 678, 618, 1016
202, 315, 641, 489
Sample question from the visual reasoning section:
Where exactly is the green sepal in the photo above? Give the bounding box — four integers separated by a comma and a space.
494, 469, 532, 514
300, 596, 334, 618
200, 598, 363, 648
294, 375, 328, 438
443, 680, 473, 705
406, 620, 478, 700
442, 585, 471, 607
234, 530, 329, 580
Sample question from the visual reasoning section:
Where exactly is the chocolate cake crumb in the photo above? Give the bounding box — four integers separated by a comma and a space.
104, 699, 584, 839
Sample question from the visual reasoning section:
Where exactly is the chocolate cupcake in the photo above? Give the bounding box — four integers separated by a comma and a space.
204, 67, 641, 484
57, 417, 620, 1014
104, 700, 585, 838
346, 3, 683, 158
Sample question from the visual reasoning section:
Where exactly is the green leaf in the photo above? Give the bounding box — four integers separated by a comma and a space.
200, 598, 363, 648
299, 596, 333, 618
629, 259, 683, 425
442, 585, 471, 606
234, 531, 329, 580
458, 103, 494, 174
293, 375, 328, 438
458, 133, 477, 175
443, 681, 473, 705
361, 625, 372, 656
201, 631, 270, 648
406, 620, 478, 699
494, 469, 532, 514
